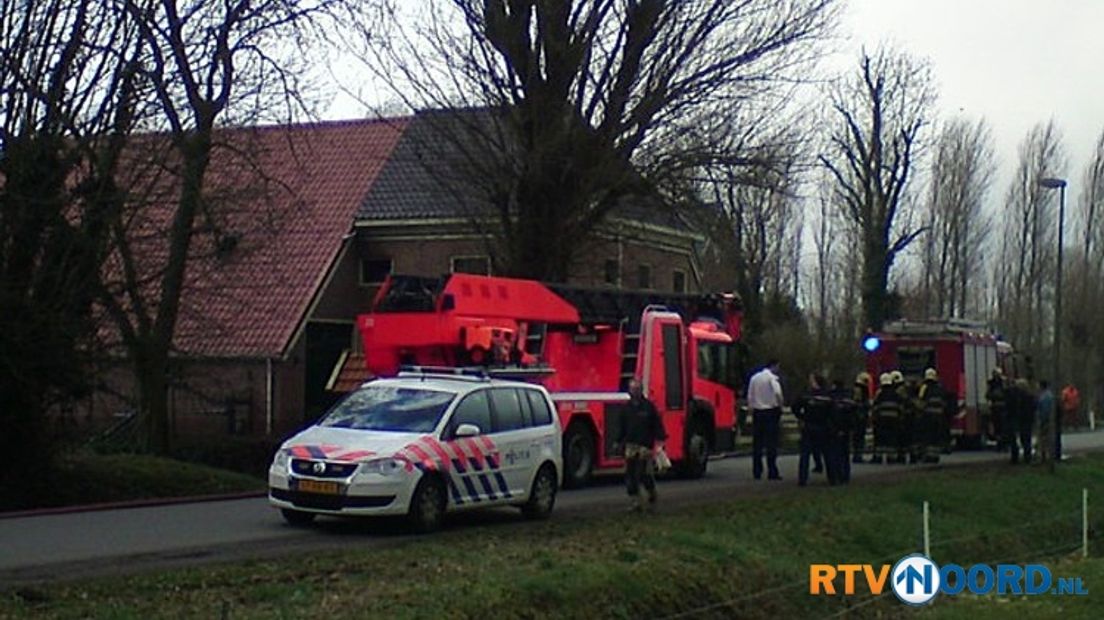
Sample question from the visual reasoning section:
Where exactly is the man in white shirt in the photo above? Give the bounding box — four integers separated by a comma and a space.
747, 359, 784, 480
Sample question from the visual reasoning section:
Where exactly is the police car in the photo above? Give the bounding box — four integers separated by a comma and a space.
268, 370, 562, 532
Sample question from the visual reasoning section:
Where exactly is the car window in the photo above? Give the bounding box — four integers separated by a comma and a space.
524, 389, 553, 426
447, 390, 492, 436
489, 388, 526, 432
516, 389, 535, 427
318, 386, 454, 433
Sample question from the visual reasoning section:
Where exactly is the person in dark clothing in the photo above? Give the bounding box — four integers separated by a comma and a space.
616, 378, 667, 511
871, 373, 905, 464
918, 368, 948, 463
1008, 378, 1036, 464
794, 374, 834, 486
987, 369, 1008, 451
829, 379, 855, 484
851, 372, 871, 464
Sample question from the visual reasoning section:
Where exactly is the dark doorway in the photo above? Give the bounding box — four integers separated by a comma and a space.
305, 322, 353, 423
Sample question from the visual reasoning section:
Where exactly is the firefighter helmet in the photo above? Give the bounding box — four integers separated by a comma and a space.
890, 370, 904, 384
856, 371, 871, 385
879, 372, 893, 387
924, 368, 938, 381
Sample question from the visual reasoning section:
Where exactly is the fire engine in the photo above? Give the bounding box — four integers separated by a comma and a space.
863, 318, 1020, 448
353, 273, 743, 487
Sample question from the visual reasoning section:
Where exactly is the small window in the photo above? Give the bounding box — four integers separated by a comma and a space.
360, 258, 393, 286
672, 270, 686, 293
525, 390, 553, 426
489, 388, 526, 432
446, 391, 492, 437
604, 258, 620, 286
451, 255, 491, 275
637, 264, 652, 290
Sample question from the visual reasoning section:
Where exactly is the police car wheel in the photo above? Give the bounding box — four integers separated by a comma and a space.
281, 508, 316, 527
408, 476, 446, 533
521, 464, 557, 520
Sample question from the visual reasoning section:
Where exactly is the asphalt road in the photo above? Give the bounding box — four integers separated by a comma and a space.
3, 431, 1103, 586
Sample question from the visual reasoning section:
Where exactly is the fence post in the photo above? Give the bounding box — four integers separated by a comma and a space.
923, 501, 931, 559
1083, 488, 1089, 559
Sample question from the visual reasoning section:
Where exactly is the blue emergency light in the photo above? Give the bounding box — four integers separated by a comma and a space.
862, 335, 881, 352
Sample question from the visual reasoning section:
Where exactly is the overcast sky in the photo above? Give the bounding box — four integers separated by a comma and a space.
840, 0, 1104, 209
324, 1, 1103, 211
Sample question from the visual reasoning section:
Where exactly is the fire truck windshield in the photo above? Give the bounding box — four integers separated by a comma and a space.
319, 386, 455, 432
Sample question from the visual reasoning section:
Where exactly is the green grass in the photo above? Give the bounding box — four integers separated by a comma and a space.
3, 456, 1103, 619
0, 452, 264, 512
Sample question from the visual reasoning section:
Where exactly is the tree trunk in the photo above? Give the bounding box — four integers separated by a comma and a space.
862, 236, 890, 330
135, 343, 172, 454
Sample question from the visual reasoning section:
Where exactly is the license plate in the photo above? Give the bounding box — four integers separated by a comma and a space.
295, 479, 341, 495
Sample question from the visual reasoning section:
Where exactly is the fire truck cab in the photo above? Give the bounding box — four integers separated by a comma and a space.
864, 318, 1014, 448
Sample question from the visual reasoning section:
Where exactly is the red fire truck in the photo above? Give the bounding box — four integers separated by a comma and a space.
864, 318, 1018, 448
354, 273, 743, 487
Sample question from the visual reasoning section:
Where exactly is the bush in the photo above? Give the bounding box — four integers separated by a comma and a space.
170, 436, 280, 479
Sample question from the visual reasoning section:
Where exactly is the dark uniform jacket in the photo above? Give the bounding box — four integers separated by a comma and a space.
794, 388, 833, 433
830, 388, 856, 436
618, 395, 667, 447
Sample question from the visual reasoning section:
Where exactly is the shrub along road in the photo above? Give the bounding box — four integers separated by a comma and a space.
2, 431, 1103, 588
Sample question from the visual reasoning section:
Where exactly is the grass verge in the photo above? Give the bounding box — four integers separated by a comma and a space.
3, 455, 1103, 619
0, 452, 264, 513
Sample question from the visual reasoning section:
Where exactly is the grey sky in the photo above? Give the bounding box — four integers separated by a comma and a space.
840, 0, 1104, 208
323, 1, 1102, 211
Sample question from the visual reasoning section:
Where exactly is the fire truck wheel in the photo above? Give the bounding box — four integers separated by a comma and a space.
408, 475, 446, 533
521, 463, 558, 520
678, 423, 710, 478
281, 509, 316, 527
562, 424, 595, 489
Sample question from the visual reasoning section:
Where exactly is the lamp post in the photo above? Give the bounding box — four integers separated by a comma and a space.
1040, 176, 1066, 469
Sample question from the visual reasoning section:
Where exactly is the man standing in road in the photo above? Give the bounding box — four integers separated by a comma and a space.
747, 360, 784, 481
616, 378, 667, 512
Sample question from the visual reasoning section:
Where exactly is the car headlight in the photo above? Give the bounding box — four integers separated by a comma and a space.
359, 457, 406, 477
272, 449, 289, 469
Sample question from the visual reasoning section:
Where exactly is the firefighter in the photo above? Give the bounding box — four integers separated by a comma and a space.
871, 373, 905, 464
917, 368, 948, 463
1008, 378, 1036, 464
616, 378, 667, 511
829, 378, 855, 484
889, 371, 917, 464
851, 372, 872, 464
987, 368, 1008, 451
794, 374, 833, 486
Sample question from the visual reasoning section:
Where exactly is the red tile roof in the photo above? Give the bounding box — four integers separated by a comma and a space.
154, 118, 407, 358
326, 350, 373, 393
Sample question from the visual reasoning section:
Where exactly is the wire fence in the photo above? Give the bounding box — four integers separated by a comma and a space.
659, 488, 1096, 620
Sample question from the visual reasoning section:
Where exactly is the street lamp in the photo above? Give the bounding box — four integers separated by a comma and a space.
1039, 176, 1066, 468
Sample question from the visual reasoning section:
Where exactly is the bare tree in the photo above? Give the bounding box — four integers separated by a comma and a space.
919, 117, 996, 318
707, 158, 804, 334
93, 0, 365, 453
1068, 128, 1104, 418
1080, 129, 1104, 274
994, 121, 1065, 358
359, 0, 840, 281
819, 45, 936, 330
0, 0, 144, 500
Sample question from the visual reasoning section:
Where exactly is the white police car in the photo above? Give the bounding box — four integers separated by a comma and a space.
268, 371, 562, 532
